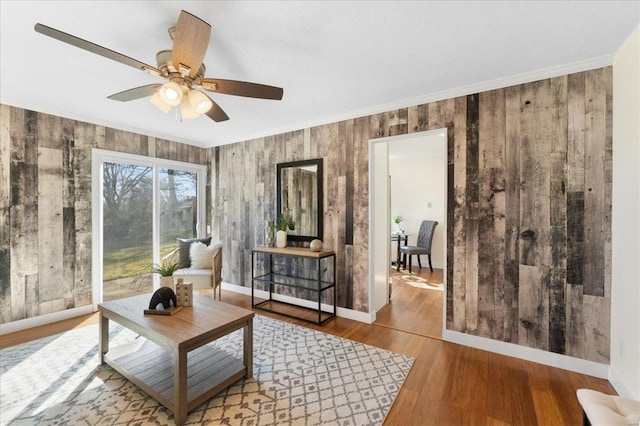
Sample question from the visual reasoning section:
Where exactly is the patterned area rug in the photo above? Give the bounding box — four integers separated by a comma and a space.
0, 315, 413, 425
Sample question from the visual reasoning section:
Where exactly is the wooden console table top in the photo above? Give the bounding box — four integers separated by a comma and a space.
252, 246, 335, 258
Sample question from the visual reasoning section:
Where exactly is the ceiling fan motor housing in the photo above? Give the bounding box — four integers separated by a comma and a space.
156, 49, 206, 87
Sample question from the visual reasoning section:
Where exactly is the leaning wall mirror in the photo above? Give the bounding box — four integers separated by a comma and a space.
276, 158, 323, 242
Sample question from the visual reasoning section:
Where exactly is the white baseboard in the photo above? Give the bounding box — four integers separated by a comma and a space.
337, 307, 374, 323
442, 329, 609, 379
0, 305, 95, 335
608, 366, 638, 399
0, 283, 372, 336
221, 282, 373, 324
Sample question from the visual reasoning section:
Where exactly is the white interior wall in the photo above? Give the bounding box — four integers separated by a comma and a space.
389, 133, 446, 268
371, 141, 390, 316
610, 24, 640, 400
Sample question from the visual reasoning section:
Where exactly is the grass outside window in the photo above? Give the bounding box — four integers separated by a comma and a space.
103, 243, 177, 282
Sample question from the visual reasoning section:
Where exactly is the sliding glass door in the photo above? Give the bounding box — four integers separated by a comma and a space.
92, 150, 206, 305
102, 163, 153, 301
159, 168, 198, 258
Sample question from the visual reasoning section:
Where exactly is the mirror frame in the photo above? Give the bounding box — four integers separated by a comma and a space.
276, 158, 323, 242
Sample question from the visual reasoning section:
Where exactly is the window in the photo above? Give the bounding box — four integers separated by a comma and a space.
91, 149, 206, 306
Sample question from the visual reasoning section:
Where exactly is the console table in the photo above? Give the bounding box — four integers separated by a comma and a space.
251, 246, 336, 325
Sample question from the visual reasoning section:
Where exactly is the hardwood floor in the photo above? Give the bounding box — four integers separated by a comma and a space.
375, 267, 444, 338
0, 289, 615, 425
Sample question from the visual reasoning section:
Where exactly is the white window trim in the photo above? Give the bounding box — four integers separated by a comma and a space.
91, 148, 207, 310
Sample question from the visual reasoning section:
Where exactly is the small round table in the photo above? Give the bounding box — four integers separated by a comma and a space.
391, 233, 410, 266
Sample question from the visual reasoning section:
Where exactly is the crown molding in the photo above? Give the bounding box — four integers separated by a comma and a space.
2, 54, 614, 148
0, 97, 209, 148
238, 54, 615, 143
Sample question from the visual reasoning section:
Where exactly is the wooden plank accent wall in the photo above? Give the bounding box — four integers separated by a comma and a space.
0, 105, 209, 324
211, 67, 612, 363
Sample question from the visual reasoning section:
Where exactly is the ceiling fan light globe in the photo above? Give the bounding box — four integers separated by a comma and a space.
179, 96, 200, 119
195, 100, 212, 114
159, 81, 183, 106
149, 92, 171, 113
188, 89, 213, 114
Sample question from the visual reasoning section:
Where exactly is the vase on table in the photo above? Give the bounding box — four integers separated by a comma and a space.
276, 230, 287, 248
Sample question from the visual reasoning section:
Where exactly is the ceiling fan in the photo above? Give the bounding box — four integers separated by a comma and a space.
34, 10, 283, 122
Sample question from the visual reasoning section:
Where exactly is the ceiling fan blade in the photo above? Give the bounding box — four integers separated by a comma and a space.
107, 84, 161, 102
201, 78, 283, 100
172, 10, 211, 78
34, 23, 161, 76
204, 95, 229, 122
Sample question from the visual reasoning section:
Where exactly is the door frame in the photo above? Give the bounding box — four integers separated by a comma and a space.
91, 149, 206, 309
368, 128, 448, 328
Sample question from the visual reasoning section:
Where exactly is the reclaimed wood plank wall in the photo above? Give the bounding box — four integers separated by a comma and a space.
212, 67, 612, 363
0, 105, 209, 324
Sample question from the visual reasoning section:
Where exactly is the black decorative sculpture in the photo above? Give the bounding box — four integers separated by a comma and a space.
148, 287, 177, 310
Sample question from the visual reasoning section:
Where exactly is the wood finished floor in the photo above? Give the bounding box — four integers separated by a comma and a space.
375, 266, 444, 339
0, 289, 615, 425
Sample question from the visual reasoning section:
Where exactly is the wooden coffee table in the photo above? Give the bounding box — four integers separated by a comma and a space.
98, 293, 254, 425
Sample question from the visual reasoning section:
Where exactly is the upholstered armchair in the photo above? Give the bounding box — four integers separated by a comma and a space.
163, 238, 223, 300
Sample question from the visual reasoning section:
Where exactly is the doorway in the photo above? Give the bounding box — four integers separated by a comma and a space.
369, 129, 447, 339
91, 149, 206, 307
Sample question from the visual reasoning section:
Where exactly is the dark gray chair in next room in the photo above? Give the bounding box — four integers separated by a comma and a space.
398, 220, 438, 273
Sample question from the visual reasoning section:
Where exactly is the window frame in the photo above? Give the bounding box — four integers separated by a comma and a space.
91, 149, 207, 309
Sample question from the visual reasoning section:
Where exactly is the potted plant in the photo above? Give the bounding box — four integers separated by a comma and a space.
152, 258, 180, 288
276, 214, 296, 247
393, 214, 404, 234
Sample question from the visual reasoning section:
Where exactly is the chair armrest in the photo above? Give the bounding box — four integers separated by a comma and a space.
211, 247, 222, 286
162, 248, 180, 266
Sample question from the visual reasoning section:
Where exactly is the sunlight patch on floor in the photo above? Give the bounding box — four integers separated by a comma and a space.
399, 274, 443, 291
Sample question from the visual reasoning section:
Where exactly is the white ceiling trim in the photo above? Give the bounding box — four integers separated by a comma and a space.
0, 95, 210, 148
244, 54, 615, 142
0, 53, 614, 148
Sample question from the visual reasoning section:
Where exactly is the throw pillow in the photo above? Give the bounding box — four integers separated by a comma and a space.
190, 241, 217, 269
177, 237, 212, 268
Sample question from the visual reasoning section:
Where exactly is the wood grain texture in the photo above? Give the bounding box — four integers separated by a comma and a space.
1, 105, 208, 324
503, 85, 521, 344
0, 105, 10, 322
375, 267, 444, 339
2, 67, 612, 364
351, 117, 369, 311
451, 95, 467, 332
1, 290, 617, 426
211, 68, 610, 362
445, 122, 455, 328
583, 69, 607, 297
518, 265, 549, 350
38, 147, 64, 306
565, 283, 585, 359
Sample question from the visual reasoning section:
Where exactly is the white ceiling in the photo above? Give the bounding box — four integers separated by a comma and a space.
1, 1, 638, 148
